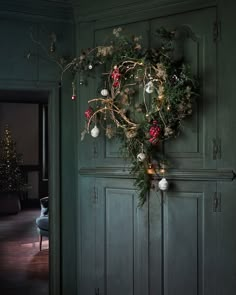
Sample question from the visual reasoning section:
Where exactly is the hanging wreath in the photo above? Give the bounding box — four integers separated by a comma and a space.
63, 27, 199, 205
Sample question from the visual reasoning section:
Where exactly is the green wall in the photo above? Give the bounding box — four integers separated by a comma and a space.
0, 2, 77, 294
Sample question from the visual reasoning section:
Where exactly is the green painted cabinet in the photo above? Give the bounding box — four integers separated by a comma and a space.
78, 177, 220, 295
78, 7, 217, 171
77, 5, 236, 295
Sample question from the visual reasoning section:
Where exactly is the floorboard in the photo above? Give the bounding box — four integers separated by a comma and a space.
0, 208, 49, 295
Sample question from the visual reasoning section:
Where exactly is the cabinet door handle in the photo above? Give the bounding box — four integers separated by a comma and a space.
213, 194, 218, 212
212, 138, 218, 160
212, 138, 222, 160
213, 192, 221, 212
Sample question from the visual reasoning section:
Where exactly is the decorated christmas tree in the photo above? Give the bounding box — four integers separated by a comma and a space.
0, 125, 24, 193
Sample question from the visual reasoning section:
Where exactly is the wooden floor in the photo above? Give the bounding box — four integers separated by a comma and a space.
0, 208, 49, 295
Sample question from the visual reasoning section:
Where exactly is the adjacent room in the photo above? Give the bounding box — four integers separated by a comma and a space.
0, 98, 49, 295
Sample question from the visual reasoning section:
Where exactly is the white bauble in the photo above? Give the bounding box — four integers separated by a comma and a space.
91, 125, 100, 138
101, 89, 109, 97
137, 152, 146, 162
158, 178, 169, 191
145, 81, 154, 94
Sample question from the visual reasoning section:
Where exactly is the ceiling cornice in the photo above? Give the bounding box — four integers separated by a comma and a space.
73, 0, 217, 24
0, 0, 73, 22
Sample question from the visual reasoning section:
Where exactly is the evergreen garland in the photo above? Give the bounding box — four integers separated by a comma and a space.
64, 27, 199, 205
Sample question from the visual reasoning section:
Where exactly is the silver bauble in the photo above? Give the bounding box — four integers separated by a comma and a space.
145, 81, 154, 94
137, 152, 146, 162
158, 178, 169, 191
101, 89, 109, 97
91, 125, 100, 138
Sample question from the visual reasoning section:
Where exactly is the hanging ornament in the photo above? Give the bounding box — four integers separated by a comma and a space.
145, 81, 154, 94
111, 66, 121, 88
71, 81, 76, 100
149, 120, 161, 144
137, 152, 146, 162
158, 178, 169, 191
88, 63, 93, 70
101, 89, 109, 97
91, 125, 100, 138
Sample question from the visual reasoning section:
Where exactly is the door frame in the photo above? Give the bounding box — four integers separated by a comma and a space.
0, 80, 61, 295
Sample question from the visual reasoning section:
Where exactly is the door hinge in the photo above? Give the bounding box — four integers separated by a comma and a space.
93, 185, 98, 203
217, 138, 221, 159
213, 21, 221, 42
212, 138, 221, 160
213, 192, 221, 212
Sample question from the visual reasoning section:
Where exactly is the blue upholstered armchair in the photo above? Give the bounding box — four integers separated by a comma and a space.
36, 196, 49, 251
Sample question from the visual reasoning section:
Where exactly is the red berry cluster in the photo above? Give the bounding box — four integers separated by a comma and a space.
111, 67, 121, 88
149, 120, 161, 144
84, 107, 93, 119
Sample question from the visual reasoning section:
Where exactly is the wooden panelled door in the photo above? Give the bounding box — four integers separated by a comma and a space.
78, 6, 217, 295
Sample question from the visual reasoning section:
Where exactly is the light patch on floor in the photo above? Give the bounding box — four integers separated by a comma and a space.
20, 240, 49, 250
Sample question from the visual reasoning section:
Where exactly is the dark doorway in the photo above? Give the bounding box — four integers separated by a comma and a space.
0, 93, 49, 208
0, 89, 54, 295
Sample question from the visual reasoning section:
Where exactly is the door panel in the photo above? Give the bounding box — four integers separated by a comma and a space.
164, 192, 201, 295
149, 190, 163, 295
150, 7, 217, 169
78, 176, 97, 295
218, 181, 236, 295
96, 178, 149, 295
163, 181, 217, 295
79, 8, 217, 170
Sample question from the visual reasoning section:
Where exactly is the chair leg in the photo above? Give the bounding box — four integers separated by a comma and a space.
39, 234, 42, 251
